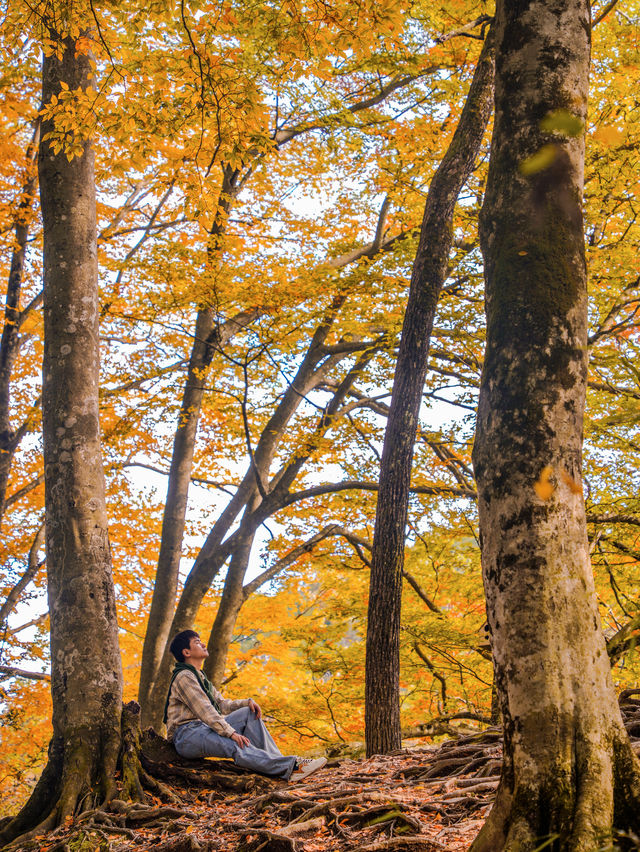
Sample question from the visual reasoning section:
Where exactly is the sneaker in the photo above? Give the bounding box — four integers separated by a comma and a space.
289, 756, 327, 782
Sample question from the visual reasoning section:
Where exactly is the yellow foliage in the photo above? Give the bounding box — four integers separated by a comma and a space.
533, 466, 555, 501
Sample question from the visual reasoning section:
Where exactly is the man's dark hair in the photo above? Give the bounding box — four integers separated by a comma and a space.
169, 629, 199, 662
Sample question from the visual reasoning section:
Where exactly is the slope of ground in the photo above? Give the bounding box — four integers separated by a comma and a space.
6, 690, 640, 852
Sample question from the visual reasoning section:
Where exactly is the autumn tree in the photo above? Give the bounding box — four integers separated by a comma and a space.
2, 0, 640, 813
132, 1, 491, 729
0, 13, 123, 843
365, 22, 494, 757
470, 1, 640, 849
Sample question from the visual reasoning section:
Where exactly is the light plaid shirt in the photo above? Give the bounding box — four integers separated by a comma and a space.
166, 669, 250, 739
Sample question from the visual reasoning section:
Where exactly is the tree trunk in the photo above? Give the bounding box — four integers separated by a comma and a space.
138, 302, 257, 727
141, 304, 362, 729
203, 524, 255, 686
470, 2, 640, 849
0, 121, 40, 523
364, 29, 495, 757
140, 210, 397, 728
0, 31, 123, 845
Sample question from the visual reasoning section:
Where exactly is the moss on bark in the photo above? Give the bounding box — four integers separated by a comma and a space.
471, 0, 640, 849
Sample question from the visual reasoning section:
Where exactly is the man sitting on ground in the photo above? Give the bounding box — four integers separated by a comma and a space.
164, 629, 326, 782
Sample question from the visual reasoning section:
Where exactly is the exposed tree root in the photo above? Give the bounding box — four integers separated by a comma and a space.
468, 716, 640, 852
0, 723, 121, 848
8, 694, 640, 852
357, 838, 446, 851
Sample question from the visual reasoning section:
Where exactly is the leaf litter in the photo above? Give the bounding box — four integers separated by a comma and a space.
12, 690, 640, 852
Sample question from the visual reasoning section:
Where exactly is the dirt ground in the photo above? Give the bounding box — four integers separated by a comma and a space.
11, 691, 640, 852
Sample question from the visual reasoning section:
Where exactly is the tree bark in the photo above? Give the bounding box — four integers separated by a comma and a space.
137, 301, 258, 726
203, 521, 255, 686
364, 28, 495, 757
0, 121, 40, 523
0, 31, 123, 845
144, 339, 378, 729
470, 2, 640, 849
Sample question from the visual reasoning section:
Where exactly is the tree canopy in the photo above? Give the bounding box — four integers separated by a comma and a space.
1, 0, 640, 842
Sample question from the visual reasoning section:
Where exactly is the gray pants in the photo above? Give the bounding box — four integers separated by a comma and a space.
172, 706, 296, 779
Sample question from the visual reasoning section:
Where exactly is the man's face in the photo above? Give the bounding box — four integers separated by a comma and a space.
183, 634, 208, 663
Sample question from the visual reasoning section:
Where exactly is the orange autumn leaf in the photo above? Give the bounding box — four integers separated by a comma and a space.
560, 469, 583, 495
534, 466, 555, 501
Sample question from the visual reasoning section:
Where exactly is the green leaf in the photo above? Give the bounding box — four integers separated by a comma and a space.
540, 109, 584, 137
519, 144, 557, 175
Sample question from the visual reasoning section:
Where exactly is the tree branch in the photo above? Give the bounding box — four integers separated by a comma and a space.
587, 513, 640, 527
593, 0, 620, 26
0, 665, 50, 682
242, 524, 345, 599
3, 472, 44, 511
282, 479, 476, 508
607, 613, 640, 665
413, 644, 447, 708
403, 570, 442, 614
435, 14, 493, 43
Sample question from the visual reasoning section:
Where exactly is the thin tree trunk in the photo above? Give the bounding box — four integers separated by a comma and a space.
0, 121, 40, 522
141, 299, 350, 727
138, 195, 395, 710
139, 251, 345, 726
0, 30, 123, 845
137, 302, 258, 725
470, 2, 640, 849
137, 163, 250, 726
139, 202, 396, 727
144, 343, 377, 728
204, 521, 255, 686
365, 28, 495, 757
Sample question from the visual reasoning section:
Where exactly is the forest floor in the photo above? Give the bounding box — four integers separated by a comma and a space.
12, 691, 640, 852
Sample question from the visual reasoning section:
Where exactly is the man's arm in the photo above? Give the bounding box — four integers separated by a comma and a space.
172, 670, 238, 737
216, 691, 261, 718
213, 683, 255, 716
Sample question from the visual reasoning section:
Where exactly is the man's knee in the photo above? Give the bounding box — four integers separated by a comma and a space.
226, 705, 251, 732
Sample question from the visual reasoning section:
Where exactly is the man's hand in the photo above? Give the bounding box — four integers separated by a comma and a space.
231, 732, 250, 748
248, 699, 262, 719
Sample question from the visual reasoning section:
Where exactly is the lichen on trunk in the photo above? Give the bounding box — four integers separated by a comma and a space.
0, 24, 123, 846
471, 1, 640, 849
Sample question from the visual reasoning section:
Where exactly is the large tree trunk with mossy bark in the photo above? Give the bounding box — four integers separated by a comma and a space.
470, 2, 640, 850
364, 26, 495, 758
0, 30, 123, 847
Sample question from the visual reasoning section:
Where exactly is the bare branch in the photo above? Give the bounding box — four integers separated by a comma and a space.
587, 379, 640, 401
587, 513, 640, 527
242, 524, 344, 599
282, 479, 476, 508
0, 522, 45, 626
436, 14, 493, 43
16, 290, 43, 331
403, 570, 442, 614
273, 66, 445, 148
607, 613, 640, 665
108, 180, 176, 298
413, 644, 447, 708
9, 612, 49, 636
0, 665, 50, 682
593, 0, 620, 26
373, 195, 390, 249
3, 472, 44, 510
599, 534, 640, 562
